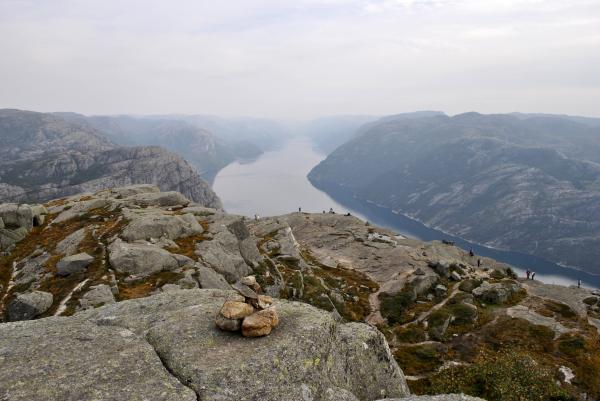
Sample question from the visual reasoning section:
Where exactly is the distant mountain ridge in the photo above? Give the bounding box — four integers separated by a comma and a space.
309, 112, 600, 275
54, 113, 270, 183
0, 109, 221, 208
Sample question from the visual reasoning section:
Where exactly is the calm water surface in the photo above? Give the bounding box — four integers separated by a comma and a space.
214, 138, 600, 289
213, 138, 367, 219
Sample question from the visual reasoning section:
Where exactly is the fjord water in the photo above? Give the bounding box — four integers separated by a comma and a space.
214, 138, 600, 289
213, 138, 367, 220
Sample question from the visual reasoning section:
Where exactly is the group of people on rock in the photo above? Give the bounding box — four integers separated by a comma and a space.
526, 270, 536, 280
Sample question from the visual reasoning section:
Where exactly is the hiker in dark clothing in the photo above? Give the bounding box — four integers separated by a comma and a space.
526, 270, 531, 280
578, 279, 582, 288
477, 259, 481, 267
469, 248, 474, 257
299, 207, 302, 212
531, 272, 536, 280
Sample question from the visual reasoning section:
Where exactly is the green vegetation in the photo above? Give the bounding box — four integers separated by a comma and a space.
379, 289, 416, 325
393, 343, 446, 376
393, 324, 427, 344
423, 352, 575, 401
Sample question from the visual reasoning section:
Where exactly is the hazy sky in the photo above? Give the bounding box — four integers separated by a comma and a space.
1, 0, 599, 118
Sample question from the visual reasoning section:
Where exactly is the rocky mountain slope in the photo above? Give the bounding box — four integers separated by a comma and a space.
309, 112, 600, 275
0, 109, 221, 208
305, 112, 443, 154
56, 113, 265, 183
1, 186, 598, 400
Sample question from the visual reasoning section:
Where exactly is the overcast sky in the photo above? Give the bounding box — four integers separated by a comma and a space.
1, 0, 599, 119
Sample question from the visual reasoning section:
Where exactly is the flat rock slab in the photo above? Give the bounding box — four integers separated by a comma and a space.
75, 289, 409, 401
0, 318, 196, 401
506, 305, 572, 337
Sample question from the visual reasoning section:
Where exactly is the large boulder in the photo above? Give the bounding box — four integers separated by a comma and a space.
472, 281, 521, 304
79, 284, 116, 310
56, 252, 94, 276
0, 203, 47, 251
127, 191, 190, 207
7, 291, 53, 321
108, 239, 180, 277
0, 204, 34, 230
121, 211, 203, 242
73, 289, 410, 401
0, 318, 196, 401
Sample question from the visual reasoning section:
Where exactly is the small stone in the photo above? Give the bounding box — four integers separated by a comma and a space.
259, 306, 279, 328
220, 301, 254, 320
434, 284, 448, 297
233, 282, 258, 299
256, 295, 273, 310
241, 307, 279, 338
450, 271, 462, 281
241, 275, 257, 286
215, 314, 242, 332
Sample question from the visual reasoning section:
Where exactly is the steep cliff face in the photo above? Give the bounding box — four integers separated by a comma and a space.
0, 109, 221, 208
309, 112, 600, 275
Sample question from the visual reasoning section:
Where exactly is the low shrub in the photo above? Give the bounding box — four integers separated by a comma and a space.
426, 351, 575, 401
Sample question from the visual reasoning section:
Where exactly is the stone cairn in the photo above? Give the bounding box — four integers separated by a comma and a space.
215, 275, 279, 337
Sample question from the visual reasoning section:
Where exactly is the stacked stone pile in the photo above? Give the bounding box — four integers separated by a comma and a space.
215, 275, 279, 337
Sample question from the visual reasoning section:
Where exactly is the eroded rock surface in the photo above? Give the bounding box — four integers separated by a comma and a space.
70, 290, 408, 401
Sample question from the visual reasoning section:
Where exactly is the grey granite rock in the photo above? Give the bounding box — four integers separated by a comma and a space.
0, 317, 196, 401
74, 289, 409, 401
7, 291, 53, 321
56, 227, 86, 256
108, 238, 179, 277
121, 211, 203, 242
79, 284, 116, 310
196, 264, 231, 290
56, 252, 94, 276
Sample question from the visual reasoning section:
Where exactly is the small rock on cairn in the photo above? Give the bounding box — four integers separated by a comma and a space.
215, 275, 279, 337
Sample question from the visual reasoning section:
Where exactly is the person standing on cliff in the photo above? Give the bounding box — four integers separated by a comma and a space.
526, 270, 531, 280
531, 272, 536, 280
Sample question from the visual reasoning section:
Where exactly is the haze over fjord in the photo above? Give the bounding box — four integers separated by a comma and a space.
1, 0, 599, 119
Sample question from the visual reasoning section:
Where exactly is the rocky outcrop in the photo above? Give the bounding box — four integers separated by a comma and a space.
1, 187, 598, 400
0, 109, 221, 208
0, 203, 48, 252
121, 209, 203, 241
0, 289, 410, 401
472, 281, 521, 304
